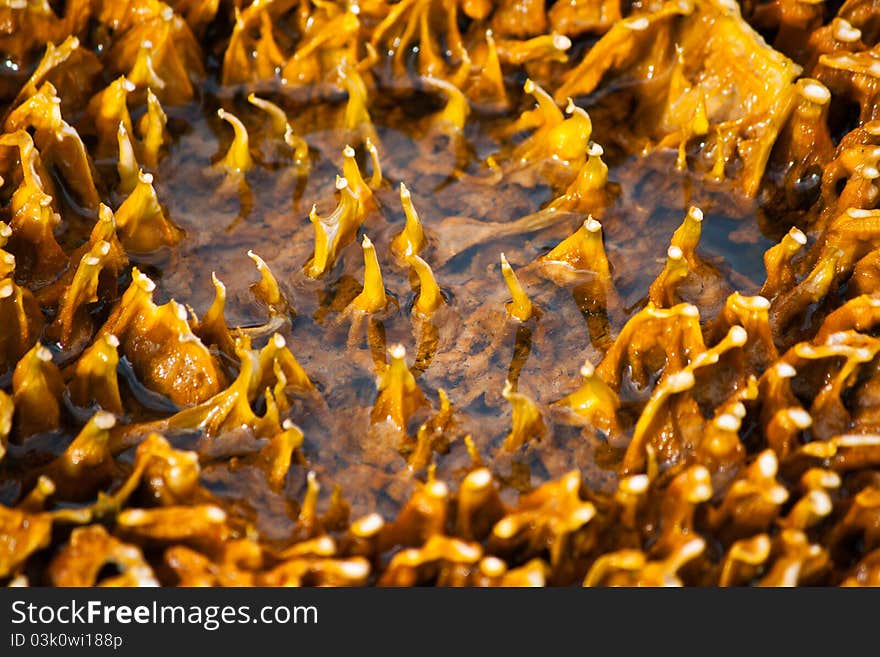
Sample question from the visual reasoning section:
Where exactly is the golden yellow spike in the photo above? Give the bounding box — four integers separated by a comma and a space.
648, 245, 689, 308
2, 131, 49, 213
670, 206, 704, 266
666, 45, 709, 171
296, 470, 321, 528
9, 183, 65, 271
342, 145, 373, 204
88, 76, 135, 152
216, 108, 253, 175
100, 266, 156, 335
248, 93, 309, 164
556, 360, 620, 435
18, 476, 57, 516
0, 390, 12, 463
247, 250, 289, 315
304, 177, 362, 278
409, 253, 444, 318
115, 170, 182, 252
364, 137, 383, 189
425, 76, 470, 133
0, 278, 44, 371
481, 30, 507, 106
284, 126, 310, 165
491, 470, 595, 569
409, 423, 435, 472
247, 92, 288, 135
698, 405, 748, 481
256, 333, 314, 395
668, 45, 689, 102
12, 343, 64, 437
12, 35, 79, 108
523, 78, 565, 126
6, 82, 64, 134
128, 42, 165, 91
340, 66, 374, 144
55, 240, 111, 345
762, 226, 807, 296
264, 368, 289, 416
506, 78, 572, 163
465, 434, 483, 467
255, 11, 286, 79
192, 272, 235, 356
307, 207, 333, 278
137, 89, 167, 168
258, 419, 305, 489
69, 334, 123, 415
552, 141, 608, 210
372, 344, 428, 431
542, 217, 611, 275
349, 236, 387, 314
769, 246, 841, 331
545, 98, 593, 163
502, 380, 546, 451
81, 204, 127, 278
692, 90, 709, 136
709, 449, 789, 535
391, 183, 427, 259
416, 5, 446, 77
716, 293, 778, 363
500, 253, 533, 322
50, 410, 116, 486
116, 121, 140, 195
222, 6, 249, 86
767, 407, 813, 459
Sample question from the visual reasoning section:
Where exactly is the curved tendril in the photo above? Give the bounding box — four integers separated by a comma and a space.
409, 253, 443, 318
500, 253, 533, 322
216, 109, 253, 175
349, 235, 387, 314
391, 182, 427, 259
501, 379, 546, 451
372, 344, 428, 432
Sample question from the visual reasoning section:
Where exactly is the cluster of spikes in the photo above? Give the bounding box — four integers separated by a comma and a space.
3, 0, 880, 587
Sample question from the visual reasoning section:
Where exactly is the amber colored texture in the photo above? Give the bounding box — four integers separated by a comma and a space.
1, 0, 880, 587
